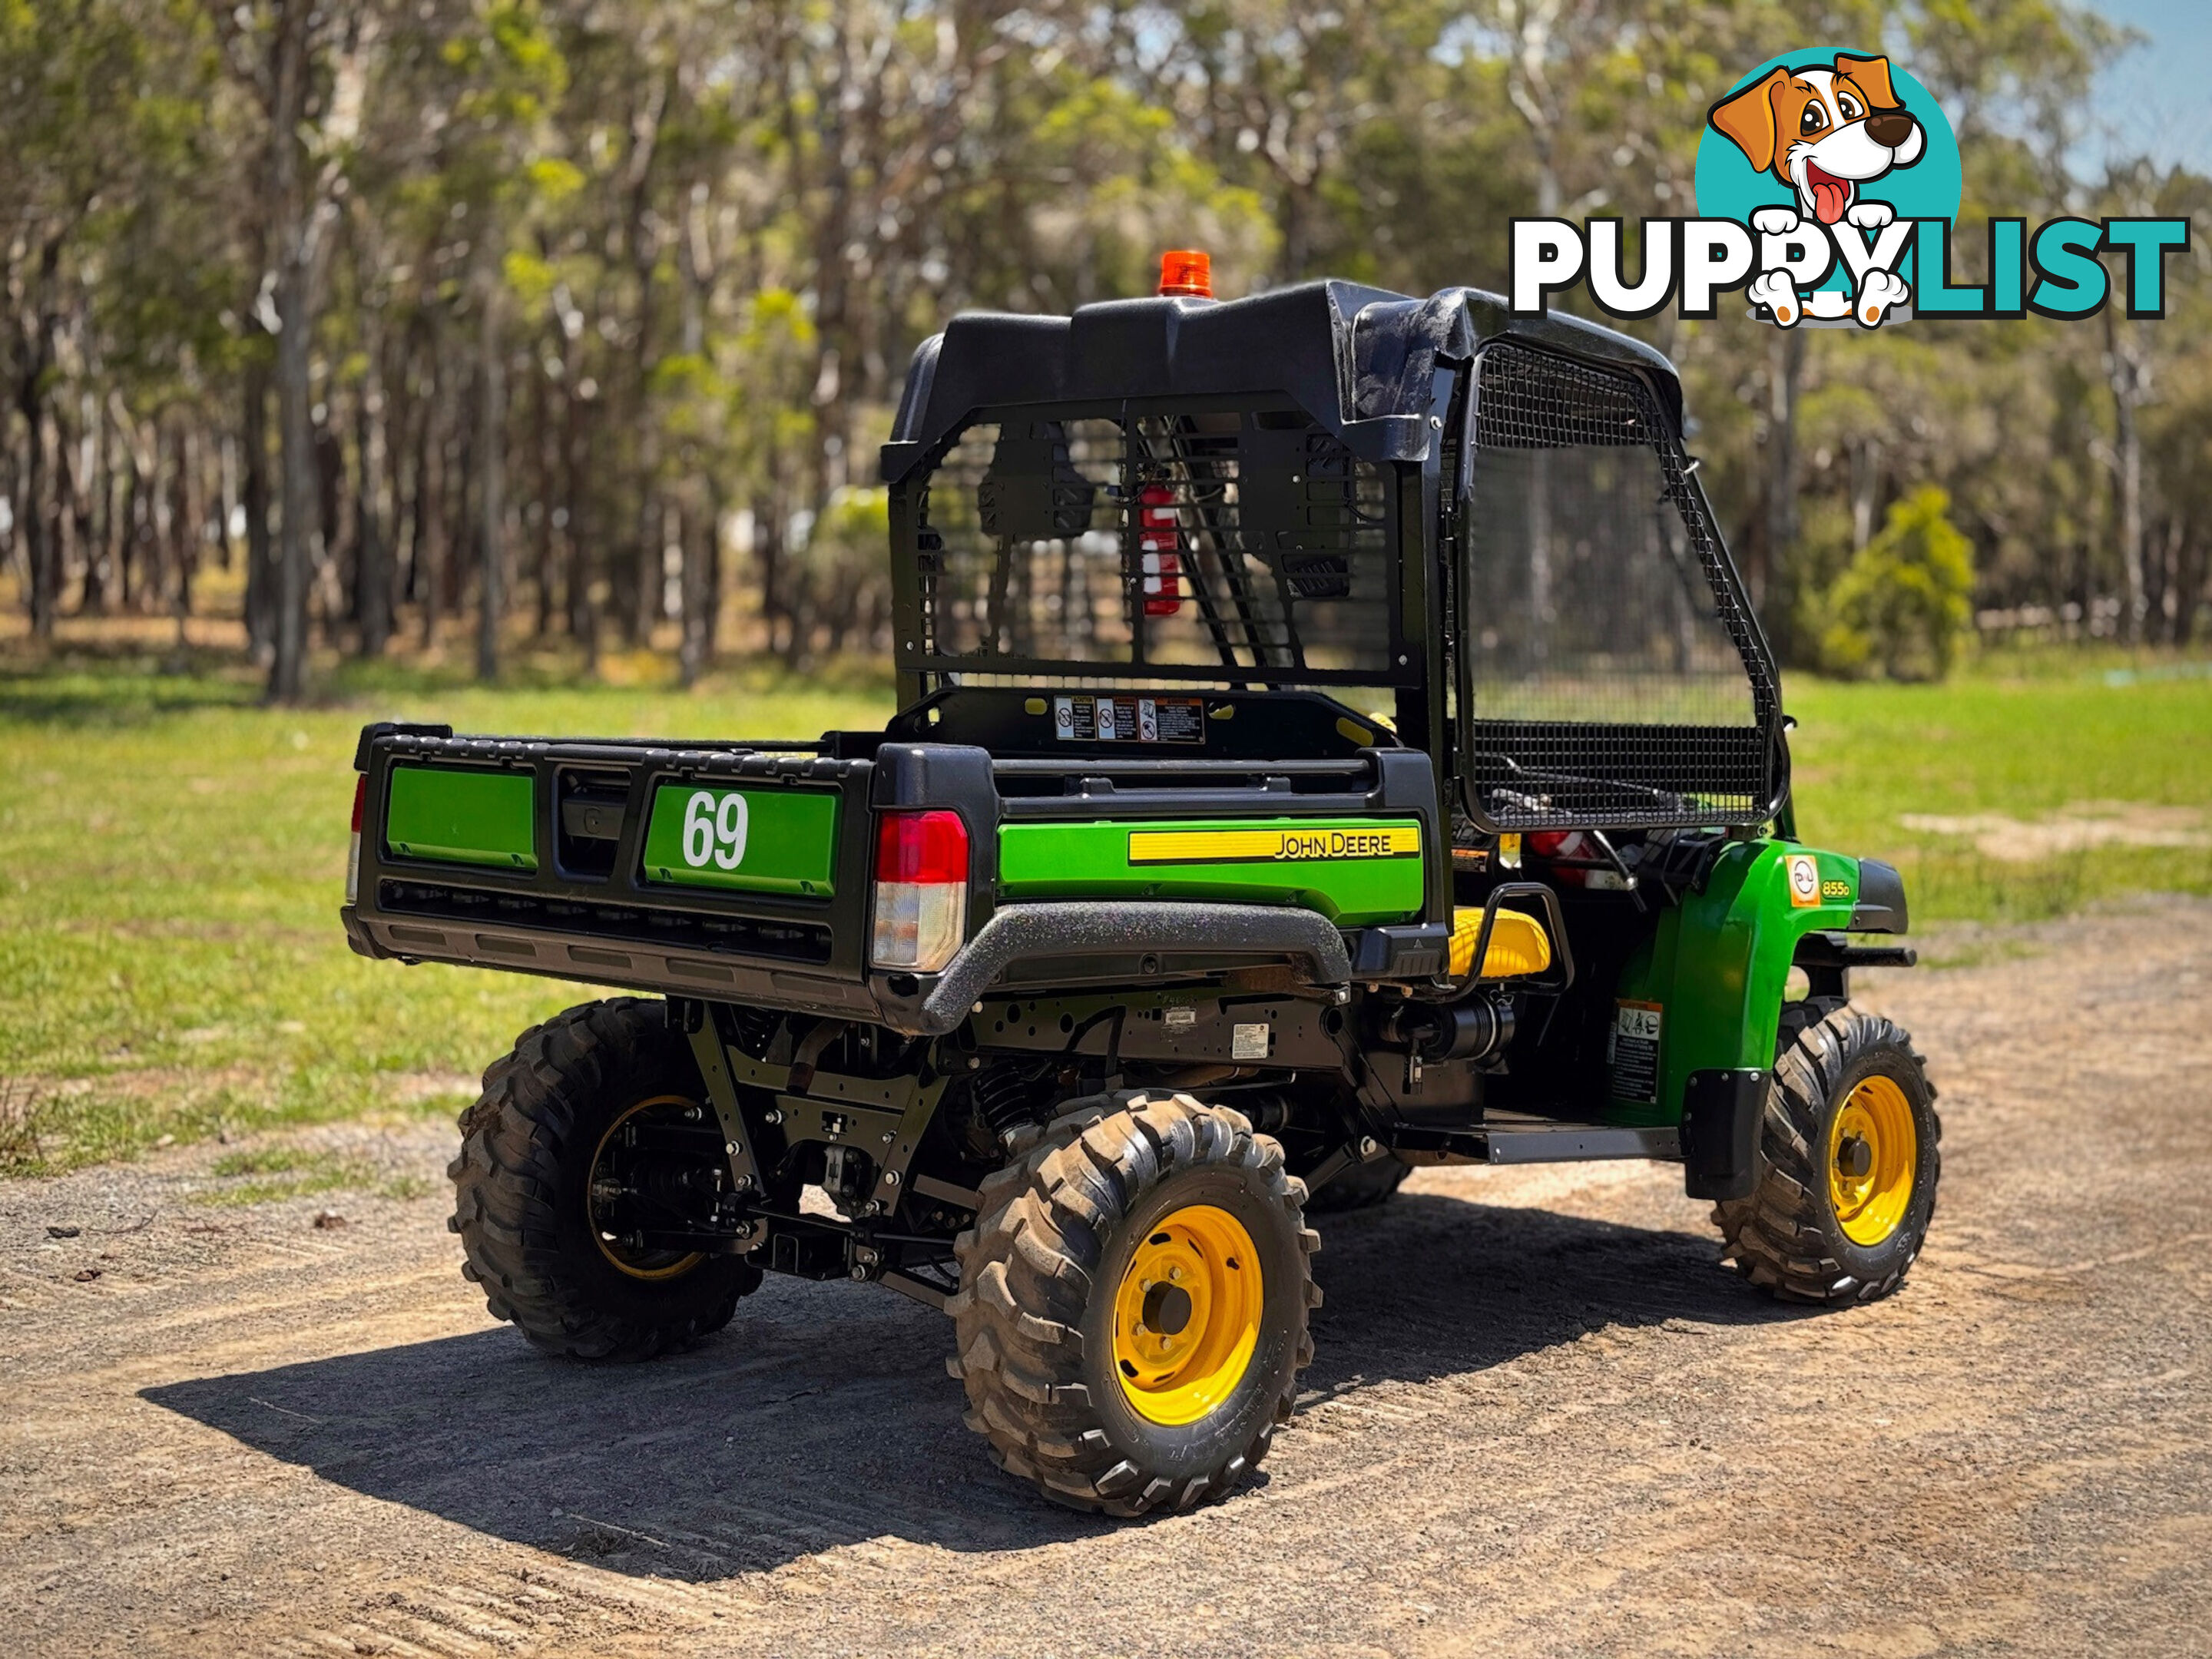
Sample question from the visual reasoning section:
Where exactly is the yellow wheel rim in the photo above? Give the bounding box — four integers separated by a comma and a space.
1111, 1204, 1263, 1426
1827, 1075, 1918, 1247
589, 1094, 708, 1282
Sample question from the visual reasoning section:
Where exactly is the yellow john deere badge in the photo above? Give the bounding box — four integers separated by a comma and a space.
1128, 825, 1421, 865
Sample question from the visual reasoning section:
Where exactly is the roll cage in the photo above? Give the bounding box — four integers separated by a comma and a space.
882, 283, 1787, 833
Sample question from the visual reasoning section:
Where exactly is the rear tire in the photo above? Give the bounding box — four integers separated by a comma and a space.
948, 1090, 1317, 1517
1714, 1002, 1941, 1305
449, 997, 762, 1359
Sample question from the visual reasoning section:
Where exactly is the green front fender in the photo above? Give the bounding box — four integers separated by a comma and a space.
1607, 840, 1869, 1126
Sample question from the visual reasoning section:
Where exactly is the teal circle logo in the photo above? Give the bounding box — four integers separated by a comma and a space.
1695, 50, 1959, 315
1696, 51, 1959, 227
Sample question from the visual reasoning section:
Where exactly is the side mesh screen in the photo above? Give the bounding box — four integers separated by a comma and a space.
908, 406, 1402, 686
1464, 344, 1780, 830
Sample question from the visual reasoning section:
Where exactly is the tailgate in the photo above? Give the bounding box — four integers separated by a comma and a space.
343, 725, 881, 1012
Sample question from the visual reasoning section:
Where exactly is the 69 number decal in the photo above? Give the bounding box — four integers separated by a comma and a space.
681, 790, 749, 869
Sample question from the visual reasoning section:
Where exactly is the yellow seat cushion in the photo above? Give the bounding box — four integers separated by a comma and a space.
1450, 907, 1553, 979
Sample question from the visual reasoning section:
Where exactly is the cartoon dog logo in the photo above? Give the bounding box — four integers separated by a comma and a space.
1707, 54, 1926, 325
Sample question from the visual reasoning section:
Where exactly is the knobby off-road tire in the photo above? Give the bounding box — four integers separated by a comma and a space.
449, 997, 762, 1359
948, 1091, 1319, 1518
1714, 1001, 1942, 1305
1304, 1151, 1412, 1213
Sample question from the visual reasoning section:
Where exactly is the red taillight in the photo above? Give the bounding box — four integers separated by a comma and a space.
872, 811, 969, 975
1139, 483, 1184, 617
1157, 249, 1213, 298
346, 777, 366, 905
876, 810, 969, 884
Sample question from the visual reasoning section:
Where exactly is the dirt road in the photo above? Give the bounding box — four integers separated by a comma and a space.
5, 901, 2210, 1658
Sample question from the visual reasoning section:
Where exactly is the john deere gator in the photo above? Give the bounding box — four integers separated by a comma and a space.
341, 257, 1936, 1517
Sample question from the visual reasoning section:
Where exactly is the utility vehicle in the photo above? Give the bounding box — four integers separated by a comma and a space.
342, 256, 1937, 1517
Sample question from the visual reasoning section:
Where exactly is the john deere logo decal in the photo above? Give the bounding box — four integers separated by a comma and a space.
1510, 48, 2189, 329
1128, 825, 1421, 866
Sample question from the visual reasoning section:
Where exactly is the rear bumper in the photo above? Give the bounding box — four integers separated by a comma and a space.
343, 905, 889, 1018
346, 726, 1424, 1032
887, 901, 1355, 1035
346, 896, 1359, 1034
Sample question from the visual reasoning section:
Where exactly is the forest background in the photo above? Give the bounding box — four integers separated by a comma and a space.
1, 0, 2207, 697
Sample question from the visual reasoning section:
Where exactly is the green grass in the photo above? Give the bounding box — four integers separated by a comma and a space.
191, 1147, 435, 1205
2, 645, 2207, 1176
1786, 664, 2212, 922
0, 651, 892, 1175
195, 1150, 370, 1206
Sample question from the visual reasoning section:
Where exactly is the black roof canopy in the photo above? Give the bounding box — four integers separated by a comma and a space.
880, 281, 1681, 484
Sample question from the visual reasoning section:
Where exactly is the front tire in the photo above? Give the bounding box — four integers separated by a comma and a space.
449, 998, 762, 1359
1714, 1002, 1942, 1304
948, 1091, 1318, 1517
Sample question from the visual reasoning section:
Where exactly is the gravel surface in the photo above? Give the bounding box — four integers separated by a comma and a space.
4, 899, 2209, 1658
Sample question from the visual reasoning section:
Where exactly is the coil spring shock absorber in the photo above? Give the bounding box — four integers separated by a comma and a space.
724, 1003, 780, 1060
968, 1058, 1063, 1148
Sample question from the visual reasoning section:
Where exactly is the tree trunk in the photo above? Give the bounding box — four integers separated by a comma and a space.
675, 187, 712, 688
171, 423, 199, 657
267, 0, 316, 703
356, 352, 392, 656
313, 402, 348, 637
271, 266, 317, 699
1759, 328, 1805, 611
17, 238, 63, 638
53, 405, 84, 618
444, 377, 473, 627
561, 321, 595, 666
2104, 311, 2147, 645
618, 71, 668, 649
705, 478, 726, 667
634, 475, 661, 645
2180, 525, 2204, 647
672, 504, 707, 690
118, 438, 143, 612
753, 486, 783, 659
1849, 438, 1879, 554
2154, 515, 2180, 644
416, 358, 443, 651
80, 400, 111, 614
531, 334, 556, 637
477, 281, 505, 683
242, 360, 275, 661
66, 395, 97, 613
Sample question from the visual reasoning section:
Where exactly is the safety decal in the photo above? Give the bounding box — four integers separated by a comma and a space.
1609, 1000, 1664, 1105
1055, 694, 1204, 744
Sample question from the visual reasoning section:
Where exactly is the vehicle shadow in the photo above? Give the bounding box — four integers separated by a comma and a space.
141, 1189, 1806, 1578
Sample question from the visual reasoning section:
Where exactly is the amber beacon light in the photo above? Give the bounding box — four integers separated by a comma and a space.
1156, 249, 1214, 298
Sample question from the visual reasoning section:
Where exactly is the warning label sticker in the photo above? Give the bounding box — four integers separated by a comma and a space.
1609, 1000, 1664, 1104
1054, 694, 1204, 744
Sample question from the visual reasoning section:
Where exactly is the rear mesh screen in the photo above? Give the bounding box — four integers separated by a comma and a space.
906, 405, 1403, 687
1463, 345, 1780, 829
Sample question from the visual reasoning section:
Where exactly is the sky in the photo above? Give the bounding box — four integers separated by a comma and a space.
2084, 0, 2212, 175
